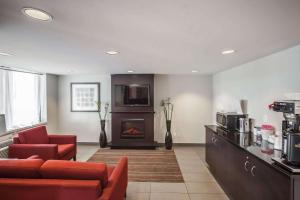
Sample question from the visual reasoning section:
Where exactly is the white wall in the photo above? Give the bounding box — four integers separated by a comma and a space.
46, 74, 59, 132
155, 75, 213, 143
213, 45, 300, 132
56, 74, 212, 143
57, 75, 111, 143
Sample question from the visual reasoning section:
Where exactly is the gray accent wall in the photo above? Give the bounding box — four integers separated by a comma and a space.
46, 74, 59, 132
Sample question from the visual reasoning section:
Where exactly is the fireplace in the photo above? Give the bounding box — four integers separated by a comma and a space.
111, 112, 155, 148
111, 74, 157, 149
121, 119, 145, 139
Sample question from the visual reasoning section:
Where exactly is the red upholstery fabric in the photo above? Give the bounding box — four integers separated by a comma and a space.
9, 126, 77, 161
107, 166, 115, 177
0, 159, 44, 178
40, 160, 109, 187
0, 178, 102, 200
9, 144, 59, 160
100, 157, 128, 200
58, 144, 75, 157
27, 155, 41, 159
60, 149, 77, 160
18, 126, 49, 144
49, 135, 77, 144
13, 136, 21, 144
0, 156, 128, 200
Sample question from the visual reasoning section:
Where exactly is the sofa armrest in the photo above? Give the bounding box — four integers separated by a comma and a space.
99, 157, 128, 200
48, 135, 77, 145
12, 136, 21, 144
8, 144, 58, 160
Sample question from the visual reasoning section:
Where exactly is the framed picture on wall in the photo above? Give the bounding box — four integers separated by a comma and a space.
71, 82, 100, 112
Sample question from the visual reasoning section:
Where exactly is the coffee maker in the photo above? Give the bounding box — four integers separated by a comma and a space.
269, 101, 300, 165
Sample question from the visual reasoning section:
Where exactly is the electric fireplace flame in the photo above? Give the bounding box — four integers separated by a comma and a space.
123, 127, 143, 135
121, 119, 145, 139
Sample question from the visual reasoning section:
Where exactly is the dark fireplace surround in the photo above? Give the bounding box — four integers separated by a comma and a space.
111, 74, 157, 149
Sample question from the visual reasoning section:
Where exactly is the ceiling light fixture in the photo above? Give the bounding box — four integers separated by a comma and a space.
128, 70, 134, 73
22, 7, 53, 21
0, 52, 12, 56
192, 70, 198, 73
222, 49, 235, 55
106, 51, 119, 55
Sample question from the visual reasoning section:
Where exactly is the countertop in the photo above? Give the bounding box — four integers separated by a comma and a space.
205, 125, 300, 175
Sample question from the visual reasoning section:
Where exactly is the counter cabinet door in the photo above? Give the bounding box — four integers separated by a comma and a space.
205, 128, 218, 171
294, 176, 300, 200
227, 145, 254, 200
249, 157, 291, 200
214, 135, 231, 187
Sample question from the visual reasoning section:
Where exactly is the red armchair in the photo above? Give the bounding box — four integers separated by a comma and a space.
9, 126, 77, 161
0, 157, 128, 200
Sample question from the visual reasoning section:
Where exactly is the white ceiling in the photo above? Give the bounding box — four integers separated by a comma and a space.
0, 0, 300, 75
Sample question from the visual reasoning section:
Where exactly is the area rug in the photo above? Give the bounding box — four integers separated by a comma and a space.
87, 149, 184, 183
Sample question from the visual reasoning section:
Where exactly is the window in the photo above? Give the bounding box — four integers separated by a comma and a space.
0, 69, 46, 131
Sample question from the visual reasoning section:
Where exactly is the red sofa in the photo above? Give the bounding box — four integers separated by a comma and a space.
9, 126, 77, 161
0, 157, 128, 200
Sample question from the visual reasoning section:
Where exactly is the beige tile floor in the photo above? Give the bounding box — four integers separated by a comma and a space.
77, 145, 229, 200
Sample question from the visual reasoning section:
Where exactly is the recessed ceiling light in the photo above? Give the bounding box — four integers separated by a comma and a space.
22, 7, 53, 21
0, 52, 12, 56
128, 70, 134, 73
192, 70, 198, 73
222, 49, 235, 55
106, 51, 119, 55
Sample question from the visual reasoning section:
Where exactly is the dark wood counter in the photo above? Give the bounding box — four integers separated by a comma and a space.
205, 125, 300, 200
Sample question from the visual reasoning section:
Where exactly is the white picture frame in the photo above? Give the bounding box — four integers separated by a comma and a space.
71, 82, 100, 112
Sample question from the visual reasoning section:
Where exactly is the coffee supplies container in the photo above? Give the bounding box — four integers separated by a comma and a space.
249, 118, 255, 133
274, 135, 282, 150
239, 118, 250, 132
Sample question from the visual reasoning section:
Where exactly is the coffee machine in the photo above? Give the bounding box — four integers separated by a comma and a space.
269, 101, 300, 165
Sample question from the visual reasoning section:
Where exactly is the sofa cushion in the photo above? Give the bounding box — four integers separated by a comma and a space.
0, 159, 44, 178
40, 160, 109, 187
18, 126, 49, 144
57, 144, 75, 157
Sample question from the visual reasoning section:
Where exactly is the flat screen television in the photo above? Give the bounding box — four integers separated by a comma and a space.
115, 84, 150, 106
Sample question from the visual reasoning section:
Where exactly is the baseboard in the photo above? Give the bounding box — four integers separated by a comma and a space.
158, 143, 205, 147
77, 142, 99, 145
